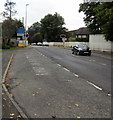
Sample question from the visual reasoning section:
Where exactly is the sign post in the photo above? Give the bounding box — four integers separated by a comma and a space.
17, 28, 25, 47
60, 34, 67, 47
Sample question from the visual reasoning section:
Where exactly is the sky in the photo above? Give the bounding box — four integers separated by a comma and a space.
0, 0, 85, 30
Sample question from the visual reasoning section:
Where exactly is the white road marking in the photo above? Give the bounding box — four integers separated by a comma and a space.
57, 64, 61, 67
89, 59, 95, 62
87, 81, 102, 91
112, 66, 113, 68
73, 73, 79, 78
107, 93, 112, 97
36, 74, 46, 76
100, 63, 106, 66
63, 68, 70, 72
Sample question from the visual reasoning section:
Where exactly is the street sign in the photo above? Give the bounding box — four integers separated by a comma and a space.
17, 28, 25, 34
62, 38, 67, 42
60, 34, 66, 38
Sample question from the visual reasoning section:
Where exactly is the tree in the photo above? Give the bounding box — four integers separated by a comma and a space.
79, 2, 101, 34
79, 2, 113, 41
28, 22, 41, 43
32, 32, 42, 44
2, 19, 24, 44
40, 12, 67, 42
1, 0, 17, 19
94, 2, 113, 41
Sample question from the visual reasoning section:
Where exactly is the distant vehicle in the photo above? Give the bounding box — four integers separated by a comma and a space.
37, 42, 43, 46
72, 44, 91, 56
42, 41, 49, 46
32, 43, 36, 45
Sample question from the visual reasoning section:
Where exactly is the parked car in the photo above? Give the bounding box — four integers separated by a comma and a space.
72, 44, 91, 56
42, 41, 49, 46
37, 42, 43, 46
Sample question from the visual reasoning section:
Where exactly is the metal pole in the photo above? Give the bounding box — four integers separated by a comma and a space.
25, 4, 29, 46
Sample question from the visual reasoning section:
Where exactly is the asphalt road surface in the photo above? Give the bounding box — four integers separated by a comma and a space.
6, 46, 111, 118
34, 46, 112, 95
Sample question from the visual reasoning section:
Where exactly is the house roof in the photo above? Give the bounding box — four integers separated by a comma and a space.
75, 27, 90, 35
68, 27, 90, 35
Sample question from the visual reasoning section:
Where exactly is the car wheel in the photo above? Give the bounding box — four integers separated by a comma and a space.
88, 52, 91, 56
76, 51, 80, 55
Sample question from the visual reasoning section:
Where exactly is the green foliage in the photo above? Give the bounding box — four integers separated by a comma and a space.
32, 32, 42, 43
79, 2, 101, 34
2, 19, 24, 44
79, 2, 113, 41
40, 12, 67, 42
68, 37, 76, 42
94, 2, 113, 41
2, 43, 10, 49
76, 37, 89, 42
28, 22, 41, 43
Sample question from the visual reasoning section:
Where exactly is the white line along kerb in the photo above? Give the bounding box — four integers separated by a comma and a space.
87, 81, 102, 91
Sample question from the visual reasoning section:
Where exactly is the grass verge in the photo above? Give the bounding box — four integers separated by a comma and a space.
0, 47, 22, 52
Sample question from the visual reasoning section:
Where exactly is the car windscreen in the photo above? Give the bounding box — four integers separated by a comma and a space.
79, 45, 88, 49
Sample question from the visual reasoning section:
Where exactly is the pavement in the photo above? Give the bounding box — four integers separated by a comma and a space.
5, 46, 111, 118
2, 50, 22, 119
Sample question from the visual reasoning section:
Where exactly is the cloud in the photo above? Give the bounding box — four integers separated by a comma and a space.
0, 0, 85, 30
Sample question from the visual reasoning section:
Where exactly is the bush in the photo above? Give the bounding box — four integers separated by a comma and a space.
2, 43, 10, 49
68, 37, 76, 42
76, 37, 89, 42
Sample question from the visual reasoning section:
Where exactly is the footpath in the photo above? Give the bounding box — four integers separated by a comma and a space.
2, 50, 22, 119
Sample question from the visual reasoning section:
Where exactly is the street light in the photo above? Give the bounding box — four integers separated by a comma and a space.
25, 4, 29, 46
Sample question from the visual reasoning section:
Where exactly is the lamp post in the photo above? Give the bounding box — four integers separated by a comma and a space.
25, 4, 29, 46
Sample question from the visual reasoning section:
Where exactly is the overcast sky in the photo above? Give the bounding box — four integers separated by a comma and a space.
0, 0, 85, 30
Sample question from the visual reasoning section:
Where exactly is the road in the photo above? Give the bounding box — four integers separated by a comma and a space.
34, 46, 112, 95
6, 46, 111, 118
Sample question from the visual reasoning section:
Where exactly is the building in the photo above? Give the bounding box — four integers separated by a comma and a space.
68, 27, 90, 38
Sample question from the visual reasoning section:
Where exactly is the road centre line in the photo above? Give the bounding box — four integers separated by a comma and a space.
57, 64, 61, 67
107, 93, 112, 97
89, 59, 107, 66
99, 63, 106, 66
73, 73, 79, 78
87, 81, 102, 91
57, 64, 79, 77
63, 67, 70, 72
89, 59, 95, 62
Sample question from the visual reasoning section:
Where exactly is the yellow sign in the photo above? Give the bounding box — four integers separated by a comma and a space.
18, 43, 24, 47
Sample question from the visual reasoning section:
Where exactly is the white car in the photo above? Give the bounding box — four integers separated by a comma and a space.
37, 42, 43, 46
42, 42, 49, 46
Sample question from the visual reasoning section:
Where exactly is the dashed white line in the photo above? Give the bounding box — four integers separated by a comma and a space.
36, 74, 46, 76
89, 59, 95, 62
107, 93, 112, 97
63, 68, 70, 72
57, 64, 61, 67
100, 63, 106, 66
73, 73, 79, 78
87, 81, 102, 91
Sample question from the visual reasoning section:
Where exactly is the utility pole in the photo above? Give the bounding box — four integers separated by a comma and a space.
25, 4, 29, 46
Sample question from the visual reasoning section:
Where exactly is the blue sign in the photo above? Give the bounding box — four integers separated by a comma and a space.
17, 28, 25, 34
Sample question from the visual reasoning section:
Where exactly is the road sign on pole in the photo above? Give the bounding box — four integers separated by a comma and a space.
60, 34, 67, 47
